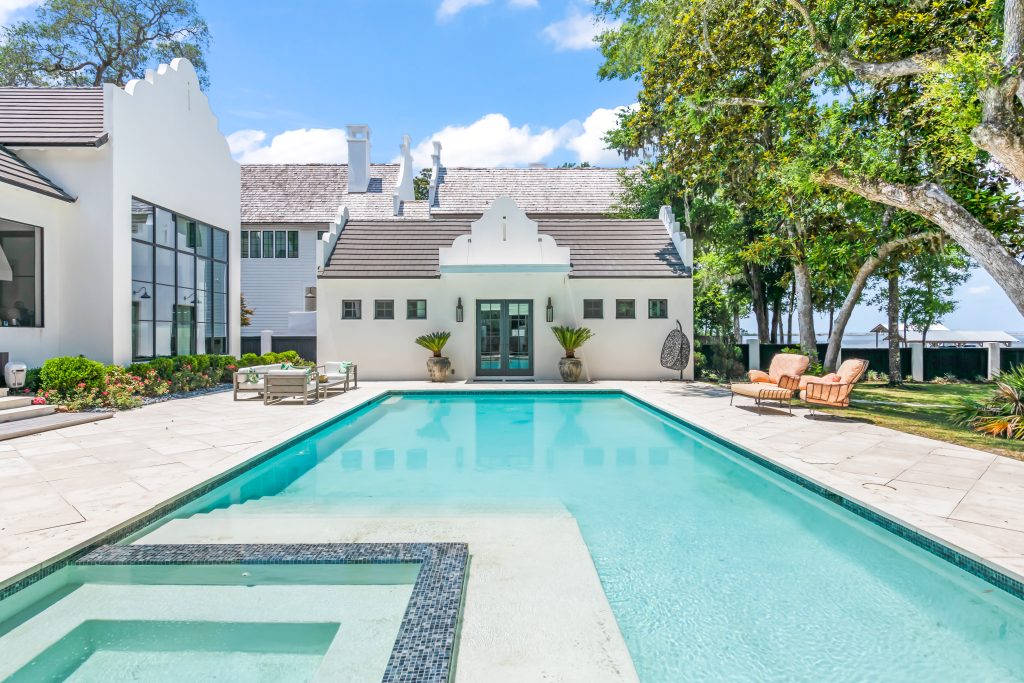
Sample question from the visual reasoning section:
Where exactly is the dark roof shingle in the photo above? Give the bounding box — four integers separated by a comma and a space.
0, 145, 74, 201
321, 218, 688, 279
0, 88, 106, 146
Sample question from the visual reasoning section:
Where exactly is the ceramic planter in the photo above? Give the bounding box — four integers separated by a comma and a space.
558, 357, 583, 383
426, 357, 451, 382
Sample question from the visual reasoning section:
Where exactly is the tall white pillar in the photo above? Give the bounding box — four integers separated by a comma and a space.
985, 342, 1001, 380
260, 329, 273, 355
748, 338, 760, 371
911, 343, 924, 382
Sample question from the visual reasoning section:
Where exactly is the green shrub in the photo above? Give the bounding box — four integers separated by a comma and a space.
276, 350, 300, 364
102, 366, 144, 409
240, 353, 259, 367
953, 365, 1024, 440
39, 357, 106, 394
23, 367, 42, 392
147, 357, 175, 380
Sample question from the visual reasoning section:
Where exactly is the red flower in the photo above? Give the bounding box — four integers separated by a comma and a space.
77, 382, 86, 388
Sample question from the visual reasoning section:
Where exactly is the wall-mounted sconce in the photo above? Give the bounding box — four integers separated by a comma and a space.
133, 286, 151, 300
546, 297, 553, 323
456, 297, 464, 323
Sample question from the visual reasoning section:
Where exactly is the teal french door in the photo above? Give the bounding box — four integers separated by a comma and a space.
476, 300, 533, 376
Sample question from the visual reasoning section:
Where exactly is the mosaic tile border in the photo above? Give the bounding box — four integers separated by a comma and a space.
76, 542, 468, 683
623, 393, 1024, 600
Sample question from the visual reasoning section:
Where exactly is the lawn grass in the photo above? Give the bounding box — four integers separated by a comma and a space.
814, 381, 1024, 461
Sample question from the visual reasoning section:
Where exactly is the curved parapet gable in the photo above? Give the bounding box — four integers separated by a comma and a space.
439, 197, 570, 273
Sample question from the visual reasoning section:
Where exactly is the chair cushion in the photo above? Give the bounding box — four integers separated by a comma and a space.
731, 383, 794, 399
767, 354, 810, 384
748, 370, 772, 383
836, 359, 868, 384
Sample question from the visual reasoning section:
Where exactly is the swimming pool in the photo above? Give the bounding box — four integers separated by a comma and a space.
114, 391, 1024, 681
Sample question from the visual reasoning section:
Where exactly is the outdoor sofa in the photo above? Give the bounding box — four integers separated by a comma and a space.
317, 361, 358, 398
263, 369, 319, 405
729, 353, 811, 414
232, 363, 282, 401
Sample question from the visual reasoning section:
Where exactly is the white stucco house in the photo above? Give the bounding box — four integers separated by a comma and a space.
0, 59, 240, 369
316, 198, 694, 381
239, 126, 638, 353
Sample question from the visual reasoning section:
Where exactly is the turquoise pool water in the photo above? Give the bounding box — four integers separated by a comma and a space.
146, 393, 1024, 681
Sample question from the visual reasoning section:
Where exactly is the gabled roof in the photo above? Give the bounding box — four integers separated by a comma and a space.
430, 167, 627, 217
0, 145, 74, 201
240, 163, 404, 223
0, 88, 106, 146
321, 218, 688, 279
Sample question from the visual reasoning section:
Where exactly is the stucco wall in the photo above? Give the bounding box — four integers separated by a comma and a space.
316, 274, 694, 381
5, 59, 240, 367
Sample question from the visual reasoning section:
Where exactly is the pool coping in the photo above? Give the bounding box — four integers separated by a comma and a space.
2, 387, 1022, 605
75, 542, 468, 683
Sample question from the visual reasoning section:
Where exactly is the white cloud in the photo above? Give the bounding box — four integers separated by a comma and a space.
542, 5, 620, 51
564, 103, 635, 164
437, 0, 537, 20
227, 128, 348, 164
968, 285, 992, 295
0, 0, 38, 26
409, 113, 571, 167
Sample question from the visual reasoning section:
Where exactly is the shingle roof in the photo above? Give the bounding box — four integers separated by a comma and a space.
0, 145, 74, 201
321, 218, 688, 279
0, 88, 106, 146
430, 167, 627, 217
240, 163, 405, 223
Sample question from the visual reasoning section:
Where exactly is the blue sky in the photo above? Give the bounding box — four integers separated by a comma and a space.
1, 0, 1021, 332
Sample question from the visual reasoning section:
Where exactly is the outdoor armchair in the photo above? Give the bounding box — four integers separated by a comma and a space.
800, 358, 869, 409
729, 353, 811, 414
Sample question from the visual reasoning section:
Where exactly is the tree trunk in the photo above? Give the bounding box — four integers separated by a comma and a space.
770, 297, 781, 344
786, 278, 795, 344
744, 263, 771, 342
887, 268, 902, 386
821, 229, 933, 371
792, 259, 818, 360
818, 170, 1024, 317
828, 307, 834, 338
971, 0, 1024, 181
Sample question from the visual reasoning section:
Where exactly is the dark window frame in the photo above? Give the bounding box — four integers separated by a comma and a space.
406, 299, 427, 320
374, 299, 394, 320
287, 230, 299, 258
342, 299, 362, 320
240, 230, 249, 258
0, 219, 44, 328
615, 299, 636, 319
648, 298, 668, 319
582, 299, 603, 319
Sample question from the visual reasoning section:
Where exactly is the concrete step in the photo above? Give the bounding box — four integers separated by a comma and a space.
0, 404, 55, 423
0, 396, 35, 411
0, 411, 112, 441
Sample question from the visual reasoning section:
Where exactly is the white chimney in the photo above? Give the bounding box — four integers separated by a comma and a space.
395, 134, 414, 202
428, 141, 442, 205
346, 124, 371, 193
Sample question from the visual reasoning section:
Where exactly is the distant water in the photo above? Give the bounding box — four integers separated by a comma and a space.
744, 333, 1024, 348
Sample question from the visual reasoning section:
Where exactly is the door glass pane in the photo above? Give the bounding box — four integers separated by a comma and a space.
174, 305, 194, 355
478, 303, 501, 371
155, 321, 172, 356
507, 302, 531, 371
133, 320, 153, 358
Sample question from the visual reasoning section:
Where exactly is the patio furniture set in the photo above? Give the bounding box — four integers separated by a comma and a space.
729, 354, 868, 414
232, 361, 359, 405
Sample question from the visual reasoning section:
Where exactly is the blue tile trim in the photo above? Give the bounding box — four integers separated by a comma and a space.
77, 542, 468, 683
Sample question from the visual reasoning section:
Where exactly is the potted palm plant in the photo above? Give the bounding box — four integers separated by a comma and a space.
415, 331, 453, 382
551, 326, 594, 382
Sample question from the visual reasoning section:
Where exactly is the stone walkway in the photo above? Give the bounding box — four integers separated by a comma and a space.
2, 380, 1023, 588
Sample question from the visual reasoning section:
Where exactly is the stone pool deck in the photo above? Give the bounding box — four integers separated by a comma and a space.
2, 380, 1024, 680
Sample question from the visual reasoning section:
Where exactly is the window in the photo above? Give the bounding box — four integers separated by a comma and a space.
130, 198, 229, 360
342, 300, 362, 319
317, 230, 327, 241
406, 299, 427, 319
648, 299, 668, 319
242, 229, 298, 258
616, 299, 636, 319
374, 299, 394, 319
0, 221, 43, 328
582, 299, 603, 319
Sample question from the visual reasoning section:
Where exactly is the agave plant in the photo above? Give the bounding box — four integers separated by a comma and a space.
952, 365, 1024, 440
551, 326, 594, 358
415, 331, 451, 358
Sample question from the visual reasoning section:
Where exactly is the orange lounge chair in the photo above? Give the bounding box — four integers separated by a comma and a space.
730, 353, 811, 414
800, 358, 869, 410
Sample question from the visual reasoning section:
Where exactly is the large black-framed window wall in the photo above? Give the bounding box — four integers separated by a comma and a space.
131, 198, 229, 360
